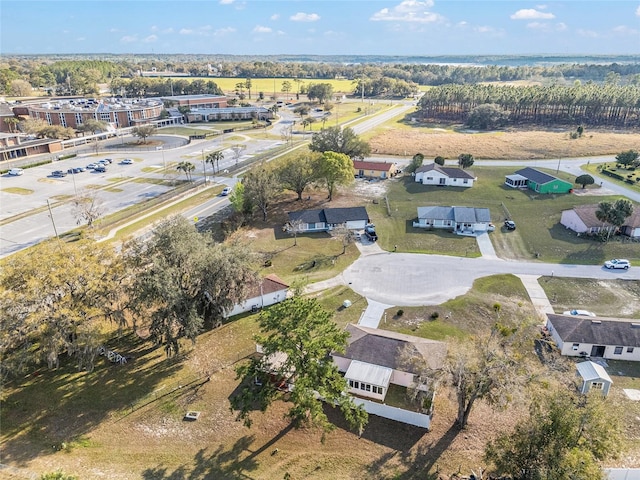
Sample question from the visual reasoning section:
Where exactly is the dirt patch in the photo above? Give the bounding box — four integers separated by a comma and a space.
572, 186, 618, 196
370, 128, 640, 160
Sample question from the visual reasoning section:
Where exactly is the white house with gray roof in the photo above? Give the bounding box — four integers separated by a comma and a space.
546, 314, 640, 361
286, 207, 369, 233
413, 206, 493, 234
414, 163, 476, 187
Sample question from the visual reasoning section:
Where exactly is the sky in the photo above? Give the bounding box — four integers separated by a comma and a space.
2, 0, 640, 56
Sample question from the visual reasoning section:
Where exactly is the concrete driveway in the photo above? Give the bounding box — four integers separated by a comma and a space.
341, 253, 640, 307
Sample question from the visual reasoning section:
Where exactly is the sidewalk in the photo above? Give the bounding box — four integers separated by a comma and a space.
476, 232, 498, 259
516, 274, 555, 321
358, 299, 393, 328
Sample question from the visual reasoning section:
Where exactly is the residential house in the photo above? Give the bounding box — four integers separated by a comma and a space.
331, 324, 447, 403
560, 204, 640, 238
413, 206, 493, 234
225, 274, 289, 317
286, 207, 369, 233
576, 361, 612, 396
546, 314, 640, 361
414, 164, 476, 187
505, 167, 573, 194
353, 160, 398, 179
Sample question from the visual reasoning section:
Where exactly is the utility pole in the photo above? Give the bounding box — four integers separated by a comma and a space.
202, 149, 207, 184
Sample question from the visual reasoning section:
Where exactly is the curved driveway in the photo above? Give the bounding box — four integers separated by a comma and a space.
338, 252, 640, 306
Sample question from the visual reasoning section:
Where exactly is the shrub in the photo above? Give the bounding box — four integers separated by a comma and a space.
430, 311, 439, 320
396, 309, 404, 317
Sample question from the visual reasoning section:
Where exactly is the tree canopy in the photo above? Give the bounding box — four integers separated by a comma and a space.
466, 103, 509, 130
615, 149, 639, 167
231, 296, 368, 434
575, 174, 595, 189
309, 126, 371, 160
457, 153, 475, 169
595, 199, 634, 242
407, 153, 425, 173
277, 154, 318, 200
242, 163, 281, 221
314, 151, 354, 201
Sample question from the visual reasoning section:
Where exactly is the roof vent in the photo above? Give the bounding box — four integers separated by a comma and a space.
591, 320, 601, 325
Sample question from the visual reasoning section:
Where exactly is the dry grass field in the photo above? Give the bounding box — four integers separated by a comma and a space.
369, 127, 640, 160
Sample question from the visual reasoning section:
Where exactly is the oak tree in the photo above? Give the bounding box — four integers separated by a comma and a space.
313, 151, 354, 201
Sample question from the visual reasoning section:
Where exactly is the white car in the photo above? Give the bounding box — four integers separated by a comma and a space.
563, 309, 596, 317
221, 187, 232, 196
8, 168, 24, 176
120, 158, 133, 165
604, 259, 630, 270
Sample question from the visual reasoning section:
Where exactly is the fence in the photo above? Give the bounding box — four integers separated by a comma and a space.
351, 396, 432, 429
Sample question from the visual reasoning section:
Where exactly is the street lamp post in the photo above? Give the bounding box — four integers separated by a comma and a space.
202, 149, 207, 184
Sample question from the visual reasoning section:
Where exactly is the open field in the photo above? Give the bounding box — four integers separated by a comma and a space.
190, 77, 358, 97
368, 125, 640, 160
365, 167, 639, 264
3, 276, 638, 479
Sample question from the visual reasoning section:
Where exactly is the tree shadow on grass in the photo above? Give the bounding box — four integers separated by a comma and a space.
0, 333, 184, 467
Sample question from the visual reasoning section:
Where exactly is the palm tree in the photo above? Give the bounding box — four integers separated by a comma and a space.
206, 151, 224, 176
176, 161, 195, 181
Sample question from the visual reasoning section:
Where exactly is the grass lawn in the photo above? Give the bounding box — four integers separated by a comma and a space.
377, 167, 639, 264
538, 277, 640, 318
1, 187, 34, 195
583, 162, 640, 195
201, 77, 358, 96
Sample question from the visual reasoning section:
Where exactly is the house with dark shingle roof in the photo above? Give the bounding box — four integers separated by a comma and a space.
506, 167, 573, 194
414, 163, 475, 187
225, 274, 289, 317
332, 324, 447, 402
546, 314, 640, 361
413, 206, 493, 234
560, 204, 640, 238
286, 207, 369, 232
353, 160, 398, 179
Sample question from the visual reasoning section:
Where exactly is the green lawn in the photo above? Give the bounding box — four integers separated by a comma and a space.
377, 167, 639, 264
583, 162, 640, 195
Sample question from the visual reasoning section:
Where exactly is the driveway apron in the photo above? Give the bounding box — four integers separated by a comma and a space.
476, 232, 498, 259
358, 299, 393, 328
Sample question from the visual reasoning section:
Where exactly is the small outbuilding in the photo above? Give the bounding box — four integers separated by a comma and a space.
576, 361, 612, 396
353, 160, 398, 179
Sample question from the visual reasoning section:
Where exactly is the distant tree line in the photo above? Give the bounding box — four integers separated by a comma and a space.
417, 83, 640, 128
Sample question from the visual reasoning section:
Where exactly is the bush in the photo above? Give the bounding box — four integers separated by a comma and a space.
430, 311, 439, 320
396, 309, 404, 317
58, 153, 77, 161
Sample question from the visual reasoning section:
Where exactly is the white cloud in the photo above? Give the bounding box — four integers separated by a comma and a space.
219, 0, 234, 4
162, 27, 174, 34
179, 28, 194, 35
109, 28, 119, 33
555, 22, 567, 31
526, 22, 549, 30
577, 29, 599, 38
253, 25, 272, 33
536, 4, 547, 9
120, 35, 138, 43
150, 25, 159, 32
214, 27, 236, 36
290, 12, 320, 22
510, 9, 555, 20
370, 0, 444, 23
143, 35, 158, 43
612, 25, 639, 35
270, 14, 280, 20
636, 5, 640, 16
76, 37, 85, 41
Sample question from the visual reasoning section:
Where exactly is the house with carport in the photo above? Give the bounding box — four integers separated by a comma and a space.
506, 167, 573, 194
286, 207, 369, 233
545, 314, 640, 361
414, 164, 475, 187
413, 206, 493, 235
226, 274, 288, 318
561, 204, 640, 238
352, 160, 398, 179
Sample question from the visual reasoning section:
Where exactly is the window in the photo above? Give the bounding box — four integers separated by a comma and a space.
572, 343, 580, 351
591, 382, 604, 390
349, 380, 359, 389
426, 176, 433, 180
614, 346, 623, 355
59, 113, 67, 127
365, 384, 371, 392
463, 179, 468, 184
359, 383, 366, 391
628, 347, 634, 353
372, 386, 383, 395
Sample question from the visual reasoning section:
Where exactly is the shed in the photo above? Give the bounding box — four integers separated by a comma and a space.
576, 361, 612, 396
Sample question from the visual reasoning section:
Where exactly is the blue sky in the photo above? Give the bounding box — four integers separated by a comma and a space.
2, 0, 640, 56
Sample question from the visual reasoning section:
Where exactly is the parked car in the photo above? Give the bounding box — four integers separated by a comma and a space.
504, 220, 516, 230
93, 165, 107, 173
86, 163, 98, 169
604, 258, 630, 270
487, 223, 496, 232
51, 170, 67, 177
221, 187, 232, 196
364, 224, 378, 242
102, 158, 113, 164
76, 166, 86, 172
67, 167, 83, 174
563, 309, 597, 317
120, 158, 133, 165
8, 168, 24, 176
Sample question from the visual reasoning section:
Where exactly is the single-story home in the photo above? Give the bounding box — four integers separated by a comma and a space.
414, 164, 475, 187
286, 207, 369, 232
331, 324, 447, 402
413, 206, 493, 234
546, 314, 640, 361
576, 361, 612, 396
226, 274, 289, 317
352, 160, 398, 179
561, 204, 640, 238
506, 167, 573, 194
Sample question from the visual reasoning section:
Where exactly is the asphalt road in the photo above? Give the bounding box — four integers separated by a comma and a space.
342, 252, 640, 306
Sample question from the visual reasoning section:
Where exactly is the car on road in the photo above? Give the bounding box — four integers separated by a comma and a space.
221, 187, 232, 196
364, 224, 378, 242
120, 158, 133, 165
604, 258, 630, 270
563, 309, 597, 317
8, 168, 24, 176
86, 163, 98, 169
504, 220, 516, 230
51, 170, 67, 177
93, 165, 107, 173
